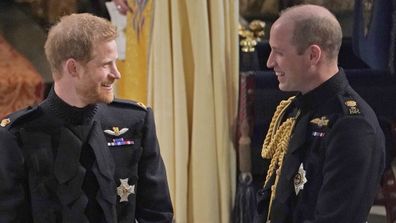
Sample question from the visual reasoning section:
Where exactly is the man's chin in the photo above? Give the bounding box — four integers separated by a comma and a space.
103, 97, 114, 104
279, 85, 296, 93
278, 84, 288, 91
99, 93, 114, 104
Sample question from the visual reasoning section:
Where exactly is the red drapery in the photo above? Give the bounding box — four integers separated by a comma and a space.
0, 35, 44, 118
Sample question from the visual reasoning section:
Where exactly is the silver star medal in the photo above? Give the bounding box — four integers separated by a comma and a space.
294, 163, 307, 195
117, 178, 135, 202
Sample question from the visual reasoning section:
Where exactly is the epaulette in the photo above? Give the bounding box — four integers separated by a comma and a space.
0, 106, 39, 130
112, 98, 147, 111
340, 94, 361, 115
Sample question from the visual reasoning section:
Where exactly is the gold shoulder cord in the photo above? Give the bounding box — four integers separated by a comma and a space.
261, 96, 300, 221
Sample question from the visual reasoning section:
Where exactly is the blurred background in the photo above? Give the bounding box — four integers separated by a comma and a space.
1, 0, 395, 222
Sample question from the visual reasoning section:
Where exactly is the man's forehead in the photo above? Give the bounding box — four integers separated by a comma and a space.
270, 22, 293, 41
272, 17, 294, 31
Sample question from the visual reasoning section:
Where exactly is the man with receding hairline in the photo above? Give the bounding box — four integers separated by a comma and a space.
0, 13, 173, 222
254, 4, 385, 223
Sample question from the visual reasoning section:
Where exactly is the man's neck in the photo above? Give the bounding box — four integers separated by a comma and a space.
54, 82, 89, 108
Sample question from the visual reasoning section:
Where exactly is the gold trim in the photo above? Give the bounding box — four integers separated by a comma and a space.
0, 118, 10, 127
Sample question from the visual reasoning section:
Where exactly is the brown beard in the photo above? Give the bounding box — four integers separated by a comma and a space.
76, 81, 114, 105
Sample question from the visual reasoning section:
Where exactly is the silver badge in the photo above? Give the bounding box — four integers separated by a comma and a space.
104, 127, 129, 136
117, 178, 135, 202
294, 163, 307, 195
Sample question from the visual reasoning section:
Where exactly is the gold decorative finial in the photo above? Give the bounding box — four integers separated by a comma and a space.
239, 20, 266, 52
240, 37, 257, 52
249, 20, 266, 42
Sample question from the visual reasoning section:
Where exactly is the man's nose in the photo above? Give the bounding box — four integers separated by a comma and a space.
266, 51, 274, 68
111, 65, 121, 79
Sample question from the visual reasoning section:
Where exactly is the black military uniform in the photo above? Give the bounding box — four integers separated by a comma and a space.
0, 89, 173, 223
255, 69, 385, 223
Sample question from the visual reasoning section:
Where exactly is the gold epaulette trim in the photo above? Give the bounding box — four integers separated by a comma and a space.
136, 102, 147, 110
0, 118, 10, 127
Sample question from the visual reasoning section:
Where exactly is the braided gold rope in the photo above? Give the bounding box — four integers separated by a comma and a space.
260, 96, 299, 221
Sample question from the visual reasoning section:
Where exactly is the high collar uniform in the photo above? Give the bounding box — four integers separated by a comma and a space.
255, 69, 385, 223
0, 89, 173, 223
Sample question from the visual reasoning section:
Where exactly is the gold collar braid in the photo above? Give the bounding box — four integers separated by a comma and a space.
261, 96, 300, 220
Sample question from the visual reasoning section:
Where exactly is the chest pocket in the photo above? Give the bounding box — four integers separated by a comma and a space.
308, 116, 330, 149
19, 130, 59, 204
19, 130, 54, 177
304, 116, 331, 178
103, 126, 143, 180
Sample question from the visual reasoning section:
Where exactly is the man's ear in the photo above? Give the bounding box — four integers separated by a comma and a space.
308, 44, 321, 65
65, 58, 79, 77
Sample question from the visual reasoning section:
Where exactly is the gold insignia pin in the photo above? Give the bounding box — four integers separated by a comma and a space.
137, 102, 146, 109
0, 118, 10, 127
113, 127, 120, 136
104, 127, 129, 136
310, 116, 329, 127
345, 100, 357, 107
345, 100, 360, 114
117, 178, 135, 202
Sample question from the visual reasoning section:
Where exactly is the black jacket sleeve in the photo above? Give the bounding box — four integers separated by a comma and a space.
312, 116, 384, 223
0, 128, 31, 222
135, 108, 173, 223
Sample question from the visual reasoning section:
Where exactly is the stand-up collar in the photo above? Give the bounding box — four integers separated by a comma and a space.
293, 68, 349, 113
43, 88, 97, 125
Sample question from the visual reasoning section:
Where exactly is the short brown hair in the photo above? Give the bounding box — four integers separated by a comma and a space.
281, 5, 342, 59
44, 13, 117, 76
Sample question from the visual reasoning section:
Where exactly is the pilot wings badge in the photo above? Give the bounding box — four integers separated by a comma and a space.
104, 127, 129, 136
309, 116, 329, 128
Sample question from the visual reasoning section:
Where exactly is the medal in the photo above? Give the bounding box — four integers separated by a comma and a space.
117, 178, 135, 202
294, 163, 307, 195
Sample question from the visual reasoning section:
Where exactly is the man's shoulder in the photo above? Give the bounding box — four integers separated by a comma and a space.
99, 99, 152, 126
318, 89, 380, 131
310, 89, 370, 129
334, 92, 365, 116
110, 98, 148, 111
316, 84, 368, 116
0, 106, 40, 130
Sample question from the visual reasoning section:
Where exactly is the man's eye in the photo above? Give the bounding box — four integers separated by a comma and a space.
274, 51, 283, 56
